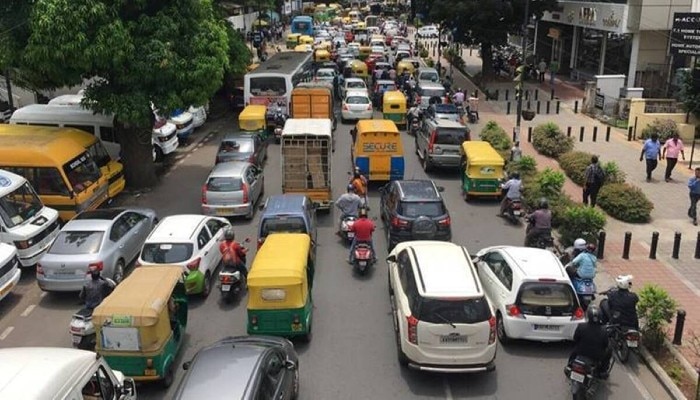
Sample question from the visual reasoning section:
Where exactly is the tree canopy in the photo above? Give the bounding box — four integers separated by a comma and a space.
680, 66, 700, 120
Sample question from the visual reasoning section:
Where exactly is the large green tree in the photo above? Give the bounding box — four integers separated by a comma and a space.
21, 0, 230, 188
680, 65, 700, 121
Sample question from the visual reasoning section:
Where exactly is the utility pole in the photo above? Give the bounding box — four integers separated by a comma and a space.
514, 0, 530, 142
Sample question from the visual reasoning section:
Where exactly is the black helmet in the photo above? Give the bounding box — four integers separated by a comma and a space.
586, 305, 602, 324
539, 198, 549, 209
347, 184, 355, 193
224, 227, 235, 241
511, 172, 520, 179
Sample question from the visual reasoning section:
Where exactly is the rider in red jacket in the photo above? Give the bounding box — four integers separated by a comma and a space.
219, 227, 248, 278
349, 208, 375, 262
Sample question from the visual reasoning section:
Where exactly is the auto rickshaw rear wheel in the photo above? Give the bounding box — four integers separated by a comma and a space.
162, 363, 174, 388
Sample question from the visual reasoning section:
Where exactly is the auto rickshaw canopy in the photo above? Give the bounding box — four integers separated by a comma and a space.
461, 141, 505, 176
239, 105, 267, 131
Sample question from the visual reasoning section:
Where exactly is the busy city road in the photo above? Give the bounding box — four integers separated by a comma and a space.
0, 109, 664, 399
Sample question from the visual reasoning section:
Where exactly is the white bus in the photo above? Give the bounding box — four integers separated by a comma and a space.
244, 51, 314, 115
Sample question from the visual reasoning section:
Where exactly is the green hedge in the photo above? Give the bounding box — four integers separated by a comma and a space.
558, 151, 590, 185
532, 122, 574, 158
558, 206, 607, 246
479, 121, 512, 161
523, 168, 575, 228
506, 155, 537, 178
597, 183, 654, 223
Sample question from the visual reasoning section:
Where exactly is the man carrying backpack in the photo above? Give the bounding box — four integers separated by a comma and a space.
583, 155, 606, 207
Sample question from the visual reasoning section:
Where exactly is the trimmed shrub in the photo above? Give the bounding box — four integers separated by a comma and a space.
637, 285, 677, 351
522, 169, 574, 228
640, 118, 679, 143
419, 48, 429, 58
602, 161, 626, 184
597, 183, 653, 222
506, 155, 537, 178
558, 151, 591, 185
535, 167, 565, 197
425, 58, 435, 68
558, 205, 606, 246
479, 121, 512, 160
532, 122, 574, 158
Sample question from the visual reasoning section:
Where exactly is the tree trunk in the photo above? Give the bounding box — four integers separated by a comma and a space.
480, 42, 495, 82
116, 118, 157, 189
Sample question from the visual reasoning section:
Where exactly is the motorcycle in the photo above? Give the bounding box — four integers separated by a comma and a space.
502, 199, 523, 225
352, 242, 374, 275
600, 295, 641, 364
339, 215, 357, 245
219, 238, 250, 303
564, 355, 614, 400
70, 307, 96, 350
272, 112, 288, 143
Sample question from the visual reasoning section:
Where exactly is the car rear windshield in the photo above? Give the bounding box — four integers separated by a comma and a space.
49, 231, 104, 254
419, 72, 439, 82
434, 104, 458, 114
418, 296, 491, 324
260, 216, 307, 237
207, 177, 242, 192
347, 96, 369, 104
219, 138, 253, 153
399, 201, 445, 218
140, 243, 194, 264
347, 81, 365, 89
421, 88, 444, 98
436, 128, 468, 145
517, 282, 578, 316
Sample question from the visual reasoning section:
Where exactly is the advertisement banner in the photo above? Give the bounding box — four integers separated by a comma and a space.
670, 13, 700, 56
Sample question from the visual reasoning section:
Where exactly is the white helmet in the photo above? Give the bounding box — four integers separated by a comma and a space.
616, 275, 633, 290
573, 238, 587, 251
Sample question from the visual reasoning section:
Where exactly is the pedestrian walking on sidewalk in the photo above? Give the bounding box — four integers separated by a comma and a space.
662, 133, 685, 182
583, 156, 606, 207
538, 59, 547, 83
510, 141, 522, 162
687, 168, 700, 225
640, 133, 662, 182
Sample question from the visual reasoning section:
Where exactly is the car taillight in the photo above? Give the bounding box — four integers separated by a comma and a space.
242, 183, 249, 203
220, 274, 232, 283
367, 103, 373, 110
36, 263, 44, 276
343, 104, 348, 111
625, 331, 640, 341
390, 216, 409, 228
572, 307, 585, 320
176, 123, 184, 129
201, 184, 207, 204
186, 258, 200, 271
506, 304, 524, 318
437, 216, 451, 227
406, 315, 418, 344
88, 261, 104, 271
571, 362, 587, 374
488, 316, 496, 344
428, 130, 437, 152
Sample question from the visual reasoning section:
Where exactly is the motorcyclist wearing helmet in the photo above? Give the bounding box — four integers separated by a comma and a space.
500, 172, 522, 216
601, 275, 640, 330
79, 265, 115, 310
566, 242, 598, 280
335, 184, 362, 219
569, 305, 613, 378
219, 227, 248, 279
524, 198, 552, 247
349, 208, 376, 263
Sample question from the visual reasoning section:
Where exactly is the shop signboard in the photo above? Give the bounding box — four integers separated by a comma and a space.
541, 2, 629, 34
594, 93, 605, 110
670, 13, 700, 56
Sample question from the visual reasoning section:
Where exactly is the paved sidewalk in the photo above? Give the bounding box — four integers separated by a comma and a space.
419, 37, 700, 367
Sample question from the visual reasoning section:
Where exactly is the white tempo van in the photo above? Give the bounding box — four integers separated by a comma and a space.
0, 347, 137, 399
0, 169, 60, 267
0, 243, 21, 302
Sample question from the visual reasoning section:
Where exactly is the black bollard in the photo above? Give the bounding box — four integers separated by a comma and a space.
597, 231, 606, 259
623, 232, 632, 259
525, 90, 529, 100
505, 90, 509, 101
672, 231, 682, 259
506, 101, 511, 115
606, 126, 611, 142
550, 89, 555, 100
695, 232, 700, 259
592, 126, 598, 142
579, 126, 585, 142
627, 126, 633, 141
527, 100, 531, 110
528, 126, 533, 143
567, 126, 572, 137
495, 89, 499, 100
534, 90, 539, 101
556, 100, 561, 114
546, 101, 551, 114
536, 101, 541, 114
672, 310, 686, 345
574, 100, 579, 113
650, 231, 659, 259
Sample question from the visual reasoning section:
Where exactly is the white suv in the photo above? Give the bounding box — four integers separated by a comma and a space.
417, 25, 439, 38
474, 246, 586, 344
387, 241, 497, 373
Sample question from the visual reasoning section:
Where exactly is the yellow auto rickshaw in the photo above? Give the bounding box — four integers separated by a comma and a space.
93, 266, 187, 388
350, 59, 369, 78
239, 104, 269, 140
314, 49, 331, 62
460, 141, 506, 200
246, 63, 260, 72
314, 41, 332, 51
294, 44, 312, 52
299, 35, 314, 45
358, 45, 372, 61
247, 233, 315, 341
286, 33, 301, 49
382, 91, 407, 128
397, 60, 416, 76
352, 119, 405, 181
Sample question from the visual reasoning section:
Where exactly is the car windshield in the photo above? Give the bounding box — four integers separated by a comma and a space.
418, 297, 491, 324
316, 70, 334, 78
62, 152, 101, 194
436, 128, 468, 145
207, 177, 243, 192
347, 81, 365, 89
421, 88, 445, 98
420, 72, 439, 82
49, 231, 104, 255
346, 96, 369, 104
220, 138, 254, 153
434, 104, 459, 114
400, 201, 445, 218
260, 216, 307, 237
250, 77, 287, 96
378, 83, 397, 91
517, 282, 577, 316
0, 182, 44, 228
140, 243, 194, 264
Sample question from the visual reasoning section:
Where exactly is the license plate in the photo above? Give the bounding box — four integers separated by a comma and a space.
71, 335, 81, 344
440, 335, 468, 343
221, 285, 231, 292
291, 323, 303, 332
570, 371, 585, 383
347, 232, 355, 238
144, 369, 157, 376
534, 324, 560, 331
513, 210, 522, 216
217, 208, 233, 215
359, 261, 367, 266
626, 340, 638, 348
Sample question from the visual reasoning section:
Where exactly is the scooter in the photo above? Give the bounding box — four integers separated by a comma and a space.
501, 199, 523, 225
570, 274, 596, 311
352, 242, 375, 275
339, 215, 357, 245
600, 294, 641, 364
564, 355, 614, 400
219, 238, 250, 303
70, 308, 96, 350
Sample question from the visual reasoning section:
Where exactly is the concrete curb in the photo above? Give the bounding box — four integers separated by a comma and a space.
639, 345, 689, 400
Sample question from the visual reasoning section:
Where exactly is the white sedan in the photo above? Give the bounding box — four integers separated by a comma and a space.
341, 91, 373, 123
340, 77, 368, 99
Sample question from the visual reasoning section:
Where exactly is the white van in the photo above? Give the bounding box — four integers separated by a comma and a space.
0, 243, 21, 302
0, 169, 60, 268
0, 347, 137, 399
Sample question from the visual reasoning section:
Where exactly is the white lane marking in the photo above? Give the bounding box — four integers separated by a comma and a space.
20, 304, 36, 317
442, 377, 453, 400
0, 326, 14, 340
620, 362, 655, 400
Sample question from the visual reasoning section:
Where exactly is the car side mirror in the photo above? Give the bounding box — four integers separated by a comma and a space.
285, 359, 297, 370
436, 186, 445, 192
121, 378, 136, 397
386, 254, 396, 263
183, 361, 192, 370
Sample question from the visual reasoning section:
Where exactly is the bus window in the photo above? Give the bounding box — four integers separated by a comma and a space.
100, 126, 118, 143
250, 77, 287, 96
65, 124, 95, 135
36, 168, 71, 196
63, 153, 101, 194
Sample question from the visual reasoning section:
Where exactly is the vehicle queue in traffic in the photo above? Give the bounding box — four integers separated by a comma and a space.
0, 7, 637, 400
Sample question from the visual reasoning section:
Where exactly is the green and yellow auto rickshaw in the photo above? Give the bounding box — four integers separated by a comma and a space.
93, 265, 187, 388
382, 90, 407, 128
460, 141, 506, 201
239, 104, 270, 141
247, 233, 315, 341
286, 33, 301, 49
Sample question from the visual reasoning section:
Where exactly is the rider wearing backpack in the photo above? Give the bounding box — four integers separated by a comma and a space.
583, 155, 606, 207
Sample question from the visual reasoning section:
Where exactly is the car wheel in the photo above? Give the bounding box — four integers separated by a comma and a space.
113, 259, 125, 284
162, 363, 174, 388
422, 151, 431, 172
462, 188, 470, 202
202, 271, 212, 297
496, 312, 511, 344
245, 204, 254, 220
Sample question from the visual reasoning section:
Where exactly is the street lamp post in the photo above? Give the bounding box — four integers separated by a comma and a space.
514, 0, 531, 142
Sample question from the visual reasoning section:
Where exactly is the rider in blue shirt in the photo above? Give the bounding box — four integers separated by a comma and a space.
567, 243, 597, 279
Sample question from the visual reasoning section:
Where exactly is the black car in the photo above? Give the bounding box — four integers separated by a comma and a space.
216, 132, 267, 166
173, 336, 299, 400
379, 180, 452, 250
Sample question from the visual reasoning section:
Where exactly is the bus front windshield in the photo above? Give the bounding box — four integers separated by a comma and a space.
250, 77, 287, 97
63, 152, 102, 194
0, 182, 44, 228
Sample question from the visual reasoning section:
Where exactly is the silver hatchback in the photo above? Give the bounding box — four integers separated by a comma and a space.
37, 208, 158, 292
201, 161, 264, 219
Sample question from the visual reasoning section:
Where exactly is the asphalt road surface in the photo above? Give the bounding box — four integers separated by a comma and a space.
0, 105, 668, 400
